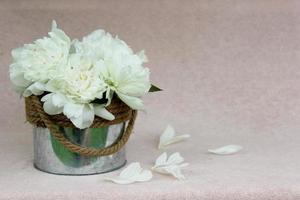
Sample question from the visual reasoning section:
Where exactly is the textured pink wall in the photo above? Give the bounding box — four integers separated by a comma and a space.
0, 1, 300, 199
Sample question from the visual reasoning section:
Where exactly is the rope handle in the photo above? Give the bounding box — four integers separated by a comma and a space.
31, 95, 137, 157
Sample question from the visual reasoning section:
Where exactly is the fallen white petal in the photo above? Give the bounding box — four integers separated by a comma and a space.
208, 145, 243, 155
160, 165, 187, 180
167, 152, 184, 165
154, 152, 168, 167
158, 125, 190, 149
152, 152, 188, 180
105, 162, 153, 184
119, 162, 142, 179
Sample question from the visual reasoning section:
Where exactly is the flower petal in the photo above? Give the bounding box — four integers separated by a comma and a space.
154, 152, 167, 167
23, 82, 45, 97
41, 93, 52, 102
208, 145, 243, 155
167, 152, 184, 165
116, 92, 144, 110
152, 164, 187, 180
104, 177, 136, 185
63, 103, 82, 118
105, 162, 153, 184
42, 94, 63, 115
134, 169, 153, 182
94, 104, 115, 121
167, 134, 191, 145
158, 125, 190, 149
137, 50, 148, 63
152, 152, 188, 180
63, 103, 94, 129
9, 63, 31, 92
158, 125, 175, 149
52, 93, 67, 107
162, 165, 186, 180
50, 20, 71, 44
119, 162, 142, 179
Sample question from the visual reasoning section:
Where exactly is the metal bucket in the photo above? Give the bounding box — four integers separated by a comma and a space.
33, 123, 126, 175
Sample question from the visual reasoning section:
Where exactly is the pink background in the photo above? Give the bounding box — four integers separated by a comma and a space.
0, 0, 300, 199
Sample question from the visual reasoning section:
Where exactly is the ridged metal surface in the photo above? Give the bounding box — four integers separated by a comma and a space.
33, 123, 126, 175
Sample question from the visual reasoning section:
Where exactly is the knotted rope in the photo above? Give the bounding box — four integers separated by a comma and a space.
25, 95, 137, 157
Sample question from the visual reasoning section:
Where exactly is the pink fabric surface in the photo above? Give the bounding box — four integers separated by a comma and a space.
1, 0, 300, 199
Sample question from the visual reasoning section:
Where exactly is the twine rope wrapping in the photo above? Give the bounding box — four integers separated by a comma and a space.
25, 95, 137, 157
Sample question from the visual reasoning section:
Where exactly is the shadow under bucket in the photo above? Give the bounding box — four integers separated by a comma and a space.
33, 123, 126, 175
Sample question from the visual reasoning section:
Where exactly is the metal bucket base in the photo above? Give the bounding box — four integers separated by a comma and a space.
33, 123, 126, 175
33, 160, 127, 176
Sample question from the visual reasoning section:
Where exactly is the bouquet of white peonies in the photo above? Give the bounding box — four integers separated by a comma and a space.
10, 21, 159, 129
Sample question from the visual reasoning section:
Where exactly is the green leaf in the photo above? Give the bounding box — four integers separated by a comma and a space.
50, 127, 79, 167
50, 127, 109, 167
149, 84, 162, 92
89, 127, 108, 148
87, 127, 109, 163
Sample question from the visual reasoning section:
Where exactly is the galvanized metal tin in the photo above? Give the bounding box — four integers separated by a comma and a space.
33, 123, 126, 175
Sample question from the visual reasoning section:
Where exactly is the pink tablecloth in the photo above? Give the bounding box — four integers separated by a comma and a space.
0, 0, 300, 199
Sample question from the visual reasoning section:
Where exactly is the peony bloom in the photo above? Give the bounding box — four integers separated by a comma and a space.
76, 30, 151, 109
9, 21, 155, 129
9, 21, 71, 96
42, 54, 114, 129
49, 54, 106, 104
96, 57, 150, 109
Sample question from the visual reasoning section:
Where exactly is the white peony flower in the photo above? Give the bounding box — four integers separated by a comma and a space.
49, 54, 106, 103
9, 20, 71, 96
42, 54, 114, 129
75, 30, 151, 109
96, 58, 150, 109
9, 21, 155, 129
